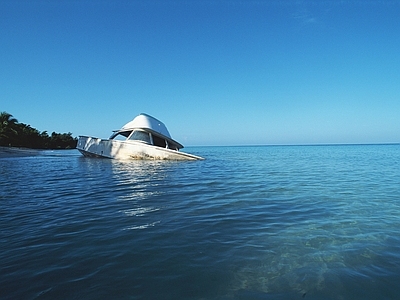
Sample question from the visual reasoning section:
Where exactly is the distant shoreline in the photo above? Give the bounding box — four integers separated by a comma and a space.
0, 146, 42, 158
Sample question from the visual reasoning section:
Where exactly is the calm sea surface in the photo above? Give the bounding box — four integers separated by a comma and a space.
1, 145, 399, 299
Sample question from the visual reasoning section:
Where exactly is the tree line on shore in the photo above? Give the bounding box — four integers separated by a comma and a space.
0, 111, 77, 149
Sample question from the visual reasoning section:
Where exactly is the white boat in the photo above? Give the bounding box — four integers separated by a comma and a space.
77, 113, 203, 160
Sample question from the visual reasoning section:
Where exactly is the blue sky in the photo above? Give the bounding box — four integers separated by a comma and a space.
1, 0, 399, 146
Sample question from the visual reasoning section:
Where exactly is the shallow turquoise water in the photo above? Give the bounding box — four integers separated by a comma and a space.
1, 145, 399, 299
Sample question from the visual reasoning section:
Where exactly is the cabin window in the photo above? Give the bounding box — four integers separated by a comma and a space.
128, 130, 151, 144
168, 142, 179, 151
152, 134, 167, 148
110, 131, 131, 140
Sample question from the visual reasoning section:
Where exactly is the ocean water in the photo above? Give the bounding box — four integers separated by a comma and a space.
1, 144, 399, 299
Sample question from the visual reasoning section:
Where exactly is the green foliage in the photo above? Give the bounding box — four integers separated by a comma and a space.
0, 111, 77, 149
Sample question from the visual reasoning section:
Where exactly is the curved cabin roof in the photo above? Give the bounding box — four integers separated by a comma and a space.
117, 113, 184, 149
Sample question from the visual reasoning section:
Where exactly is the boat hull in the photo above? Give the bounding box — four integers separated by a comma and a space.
77, 136, 203, 160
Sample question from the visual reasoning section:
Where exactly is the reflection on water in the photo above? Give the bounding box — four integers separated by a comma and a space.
79, 158, 172, 231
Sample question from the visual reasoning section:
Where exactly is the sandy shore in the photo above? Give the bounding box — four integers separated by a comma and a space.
0, 146, 42, 158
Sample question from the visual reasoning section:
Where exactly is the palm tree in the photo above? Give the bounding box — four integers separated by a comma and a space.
0, 112, 18, 126
0, 111, 19, 146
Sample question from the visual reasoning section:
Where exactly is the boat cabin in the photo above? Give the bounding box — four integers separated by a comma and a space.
109, 129, 181, 151
108, 114, 183, 151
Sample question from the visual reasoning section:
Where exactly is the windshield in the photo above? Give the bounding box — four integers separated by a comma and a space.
110, 131, 131, 140
128, 130, 151, 144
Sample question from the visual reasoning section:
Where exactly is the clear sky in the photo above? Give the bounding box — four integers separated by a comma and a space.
1, 0, 399, 146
